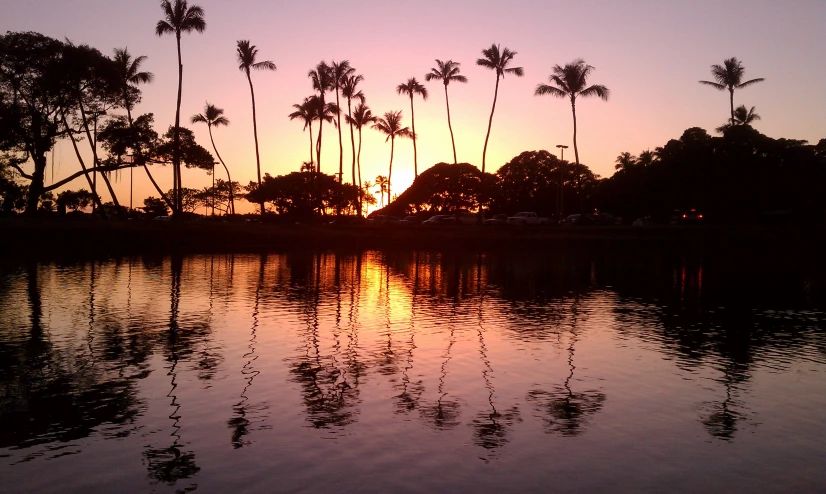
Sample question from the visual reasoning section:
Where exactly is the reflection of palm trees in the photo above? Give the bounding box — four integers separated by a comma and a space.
228, 254, 267, 447
700, 361, 749, 441
420, 293, 461, 430
527, 297, 605, 436
144, 255, 199, 485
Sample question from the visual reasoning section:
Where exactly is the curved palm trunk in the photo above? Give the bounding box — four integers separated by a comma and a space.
409, 95, 419, 178
206, 124, 235, 215
173, 34, 184, 215
347, 98, 360, 216
729, 88, 735, 125
316, 94, 325, 173
388, 137, 395, 205
335, 86, 343, 183
481, 75, 501, 174
60, 111, 104, 211
124, 100, 173, 211
570, 97, 583, 212
246, 71, 264, 215
77, 97, 120, 209
444, 84, 457, 164
308, 121, 314, 166
357, 126, 363, 190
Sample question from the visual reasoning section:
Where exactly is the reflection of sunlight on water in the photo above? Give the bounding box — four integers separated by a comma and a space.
1, 251, 826, 492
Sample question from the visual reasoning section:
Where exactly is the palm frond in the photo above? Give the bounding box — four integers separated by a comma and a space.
535, 84, 567, 98
155, 20, 174, 36
252, 60, 276, 71
699, 80, 727, 90
736, 77, 764, 89
580, 84, 610, 100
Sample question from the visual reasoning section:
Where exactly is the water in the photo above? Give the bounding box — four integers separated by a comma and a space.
1, 251, 825, 493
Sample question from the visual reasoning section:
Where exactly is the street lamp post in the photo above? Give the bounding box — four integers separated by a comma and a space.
556, 144, 569, 218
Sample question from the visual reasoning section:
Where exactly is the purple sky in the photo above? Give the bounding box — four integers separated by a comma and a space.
4, 0, 825, 212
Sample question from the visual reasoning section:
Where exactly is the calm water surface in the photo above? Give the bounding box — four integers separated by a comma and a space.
1, 251, 825, 493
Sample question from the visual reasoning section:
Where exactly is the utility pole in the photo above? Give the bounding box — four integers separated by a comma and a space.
556, 144, 569, 218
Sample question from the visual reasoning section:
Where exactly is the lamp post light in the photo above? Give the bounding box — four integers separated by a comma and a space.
556, 144, 569, 218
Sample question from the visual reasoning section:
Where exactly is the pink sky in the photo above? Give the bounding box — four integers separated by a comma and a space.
4, 0, 826, 213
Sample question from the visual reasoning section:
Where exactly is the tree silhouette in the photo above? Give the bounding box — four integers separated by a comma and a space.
535, 59, 608, 211
331, 61, 354, 184
341, 74, 366, 213
345, 103, 377, 190
288, 96, 317, 168
700, 57, 764, 126
191, 103, 234, 214
236, 40, 275, 216
374, 175, 388, 208
425, 60, 467, 164
477, 44, 524, 173
155, 0, 206, 214
396, 78, 428, 178
715, 105, 761, 133
113, 48, 172, 210
372, 111, 412, 206
308, 62, 334, 172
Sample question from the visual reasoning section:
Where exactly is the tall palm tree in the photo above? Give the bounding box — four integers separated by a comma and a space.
191, 103, 234, 214
372, 111, 412, 205
425, 60, 467, 164
113, 48, 172, 210
345, 103, 377, 190
155, 0, 206, 214
308, 62, 334, 172
237, 40, 276, 215
700, 57, 764, 126
341, 74, 365, 187
288, 96, 316, 167
535, 59, 609, 209
374, 175, 388, 208
331, 61, 354, 183
396, 78, 428, 177
477, 44, 524, 173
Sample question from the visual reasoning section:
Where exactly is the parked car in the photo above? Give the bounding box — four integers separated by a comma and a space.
422, 214, 456, 225
670, 208, 704, 225
483, 214, 509, 226
456, 210, 480, 225
559, 214, 594, 226
400, 215, 422, 225
506, 212, 549, 226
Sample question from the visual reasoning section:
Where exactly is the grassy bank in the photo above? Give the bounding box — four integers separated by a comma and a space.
1, 217, 823, 261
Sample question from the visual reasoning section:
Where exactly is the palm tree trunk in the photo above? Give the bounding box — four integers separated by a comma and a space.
388, 137, 394, 205
60, 111, 104, 211
76, 96, 120, 209
481, 75, 500, 174
316, 94, 324, 173
308, 121, 314, 167
409, 95, 418, 177
174, 34, 184, 215
729, 88, 735, 125
206, 124, 234, 215
336, 87, 343, 183
347, 98, 360, 217
445, 84, 457, 164
246, 71, 265, 216
571, 97, 582, 212
357, 127, 363, 190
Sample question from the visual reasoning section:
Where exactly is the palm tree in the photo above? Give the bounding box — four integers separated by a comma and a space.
374, 175, 388, 208
396, 78, 428, 178
331, 61, 354, 183
191, 103, 234, 214
372, 111, 412, 205
700, 58, 764, 126
425, 60, 467, 164
308, 62, 334, 172
477, 44, 523, 173
341, 74, 365, 187
237, 40, 276, 215
155, 0, 206, 214
113, 48, 172, 210
345, 103, 377, 190
614, 152, 636, 171
288, 97, 316, 167
535, 59, 609, 209
716, 105, 761, 133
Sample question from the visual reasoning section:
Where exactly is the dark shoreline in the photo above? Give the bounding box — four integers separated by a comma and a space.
1, 217, 823, 262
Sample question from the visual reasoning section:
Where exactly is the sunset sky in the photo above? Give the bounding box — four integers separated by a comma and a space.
4, 0, 826, 213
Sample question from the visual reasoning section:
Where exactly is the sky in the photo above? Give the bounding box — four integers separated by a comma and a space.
4, 0, 826, 213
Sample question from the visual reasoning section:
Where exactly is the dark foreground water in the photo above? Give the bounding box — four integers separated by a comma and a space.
1, 251, 825, 493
